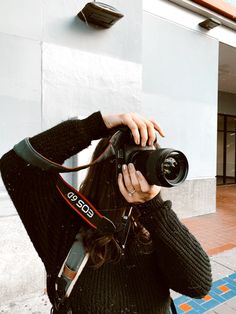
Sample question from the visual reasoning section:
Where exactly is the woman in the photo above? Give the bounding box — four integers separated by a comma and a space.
0, 111, 212, 314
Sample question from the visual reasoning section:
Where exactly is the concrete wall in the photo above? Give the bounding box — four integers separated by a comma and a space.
142, 11, 219, 218
0, 0, 142, 302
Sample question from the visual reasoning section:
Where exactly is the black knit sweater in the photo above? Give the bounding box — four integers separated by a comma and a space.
0, 112, 212, 314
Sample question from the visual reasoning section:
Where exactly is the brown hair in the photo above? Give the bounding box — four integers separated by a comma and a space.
79, 136, 152, 268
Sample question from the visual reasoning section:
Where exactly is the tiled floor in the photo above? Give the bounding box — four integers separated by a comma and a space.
173, 184, 236, 313
172, 273, 236, 314
182, 184, 236, 256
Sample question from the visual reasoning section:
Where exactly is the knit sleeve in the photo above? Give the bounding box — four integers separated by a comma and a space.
29, 111, 109, 164
0, 112, 110, 272
137, 195, 212, 298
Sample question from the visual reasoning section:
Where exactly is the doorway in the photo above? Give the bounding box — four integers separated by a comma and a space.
217, 114, 236, 185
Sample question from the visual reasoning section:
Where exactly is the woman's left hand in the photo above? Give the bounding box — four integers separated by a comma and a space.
118, 163, 161, 203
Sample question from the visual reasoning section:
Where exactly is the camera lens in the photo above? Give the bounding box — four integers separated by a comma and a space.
162, 152, 185, 181
160, 151, 188, 186
162, 156, 180, 180
130, 148, 188, 187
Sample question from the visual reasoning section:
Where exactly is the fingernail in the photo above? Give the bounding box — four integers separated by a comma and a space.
136, 171, 141, 176
128, 163, 133, 169
122, 164, 127, 171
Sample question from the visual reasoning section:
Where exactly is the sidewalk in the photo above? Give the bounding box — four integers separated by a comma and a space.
1, 185, 236, 313
172, 184, 236, 313
171, 248, 236, 313
1, 248, 236, 314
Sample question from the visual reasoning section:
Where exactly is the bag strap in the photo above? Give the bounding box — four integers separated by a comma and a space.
52, 233, 89, 312
53, 207, 133, 312
170, 298, 178, 314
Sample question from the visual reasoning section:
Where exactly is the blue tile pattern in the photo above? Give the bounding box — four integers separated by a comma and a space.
171, 272, 236, 313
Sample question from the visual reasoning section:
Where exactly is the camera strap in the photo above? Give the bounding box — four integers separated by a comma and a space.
13, 133, 125, 234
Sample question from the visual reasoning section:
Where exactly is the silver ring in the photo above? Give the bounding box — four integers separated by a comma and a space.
128, 189, 136, 196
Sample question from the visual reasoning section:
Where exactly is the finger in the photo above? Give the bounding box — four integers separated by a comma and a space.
145, 121, 157, 146
118, 173, 128, 198
122, 164, 135, 193
150, 119, 165, 138
136, 171, 150, 193
121, 114, 140, 145
128, 163, 140, 191
138, 122, 148, 147
131, 115, 148, 147
131, 114, 157, 147
117, 173, 132, 201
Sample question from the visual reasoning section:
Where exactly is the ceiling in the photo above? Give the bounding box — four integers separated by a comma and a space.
219, 43, 236, 94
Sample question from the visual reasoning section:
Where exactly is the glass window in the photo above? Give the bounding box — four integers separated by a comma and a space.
218, 115, 224, 131
226, 132, 235, 184
217, 131, 224, 177
227, 116, 236, 132
217, 114, 236, 185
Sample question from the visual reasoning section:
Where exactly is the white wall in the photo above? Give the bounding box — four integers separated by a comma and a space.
0, 0, 142, 214
142, 11, 218, 218
42, 44, 142, 129
0, 0, 142, 302
0, 0, 141, 63
143, 12, 219, 180
0, 33, 42, 215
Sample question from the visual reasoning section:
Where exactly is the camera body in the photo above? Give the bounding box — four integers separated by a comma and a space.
111, 127, 189, 187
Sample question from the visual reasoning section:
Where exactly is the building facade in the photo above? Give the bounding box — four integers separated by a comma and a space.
0, 0, 235, 302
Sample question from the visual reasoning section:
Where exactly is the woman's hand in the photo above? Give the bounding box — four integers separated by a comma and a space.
118, 163, 161, 204
102, 112, 165, 146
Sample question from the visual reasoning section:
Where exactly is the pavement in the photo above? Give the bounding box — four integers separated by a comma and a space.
0, 248, 236, 313
171, 248, 236, 313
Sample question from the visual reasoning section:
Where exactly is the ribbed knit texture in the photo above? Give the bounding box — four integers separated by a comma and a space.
0, 112, 212, 314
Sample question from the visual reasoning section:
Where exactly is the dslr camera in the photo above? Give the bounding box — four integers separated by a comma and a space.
110, 127, 188, 187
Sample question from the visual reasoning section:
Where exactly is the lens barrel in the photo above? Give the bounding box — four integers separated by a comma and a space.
130, 148, 188, 187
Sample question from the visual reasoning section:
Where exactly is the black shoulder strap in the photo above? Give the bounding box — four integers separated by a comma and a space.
14, 137, 115, 173
13, 137, 117, 233
56, 175, 115, 233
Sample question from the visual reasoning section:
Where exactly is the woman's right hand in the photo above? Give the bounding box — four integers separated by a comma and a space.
102, 112, 165, 147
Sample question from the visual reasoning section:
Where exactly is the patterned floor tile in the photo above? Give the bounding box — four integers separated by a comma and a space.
173, 272, 236, 313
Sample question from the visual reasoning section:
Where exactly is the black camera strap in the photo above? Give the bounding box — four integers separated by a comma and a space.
14, 137, 116, 173
56, 175, 115, 233
13, 135, 123, 234
13, 127, 135, 233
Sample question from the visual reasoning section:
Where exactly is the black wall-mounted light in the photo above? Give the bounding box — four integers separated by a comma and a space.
199, 18, 221, 30
77, 1, 124, 29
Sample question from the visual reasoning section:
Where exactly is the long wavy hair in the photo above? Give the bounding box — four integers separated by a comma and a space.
79, 136, 152, 268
